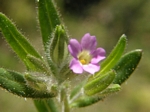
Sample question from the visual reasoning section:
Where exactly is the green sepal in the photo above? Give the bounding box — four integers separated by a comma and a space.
24, 73, 47, 91
70, 95, 105, 108
113, 49, 142, 85
84, 70, 116, 96
57, 63, 73, 83
0, 13, 42, 69
25, 55, 51, 75
34, 99, 59, 112
45, 55, 58, 78
38, 0, 61, 51
70, 84, 120, 108
100, 84, 121, 95
95, 34, 127, 77
0, 68, 57, 98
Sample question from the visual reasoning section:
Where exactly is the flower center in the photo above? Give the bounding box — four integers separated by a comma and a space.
78, 50, 92, 65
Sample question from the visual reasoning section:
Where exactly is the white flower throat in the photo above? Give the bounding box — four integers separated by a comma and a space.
77, 50, 92, 65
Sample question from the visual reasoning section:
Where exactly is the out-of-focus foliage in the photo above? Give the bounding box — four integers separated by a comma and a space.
0, 0, 150, 112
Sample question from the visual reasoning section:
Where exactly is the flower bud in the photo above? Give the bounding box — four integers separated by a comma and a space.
24, 73, 58, 97
49, 25, 69, 66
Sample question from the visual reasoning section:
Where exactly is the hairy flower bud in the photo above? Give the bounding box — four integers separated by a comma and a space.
49, 25, 69, 66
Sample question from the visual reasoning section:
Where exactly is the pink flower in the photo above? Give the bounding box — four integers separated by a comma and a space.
68, 33, 106, 74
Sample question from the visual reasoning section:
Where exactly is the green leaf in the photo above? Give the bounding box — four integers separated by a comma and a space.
0, 68, 26, 83
0, 13, 42, 68
84, 70, 116, 96
113, 49, 142, 85
95, 34, 127, 77
38, 0, 61, 50
34, 99, 59, 112
0, 68, 57, 98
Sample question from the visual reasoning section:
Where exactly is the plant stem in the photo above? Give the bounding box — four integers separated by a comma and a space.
34, 99, 59, 112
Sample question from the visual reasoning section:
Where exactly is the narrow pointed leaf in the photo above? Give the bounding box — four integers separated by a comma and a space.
84, 70, 116, 96
95, 34, 127, 77
0, 68, 26, 83
38, 0, 61, 50
0, 75, 27, 96
113, 49, 142, 85
0, 13, 42, 67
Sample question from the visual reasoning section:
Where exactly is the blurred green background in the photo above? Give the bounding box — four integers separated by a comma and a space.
0, 0, 150, 112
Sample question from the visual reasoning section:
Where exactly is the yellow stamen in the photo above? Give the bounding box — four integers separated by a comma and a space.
78, 50, 92, 65
80, 59, 86, 65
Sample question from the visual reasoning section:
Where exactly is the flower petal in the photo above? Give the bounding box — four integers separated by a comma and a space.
70, 58, 83, 74
81, 33, 97, 51
68, 39, 82, 58
91, 48, 106, 64
83, 63, 100, 74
